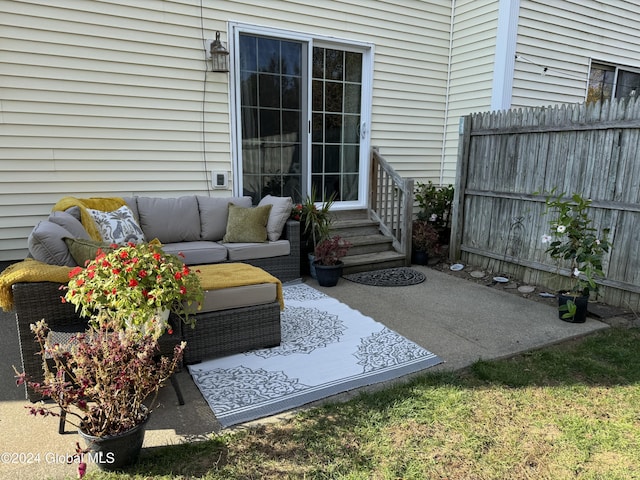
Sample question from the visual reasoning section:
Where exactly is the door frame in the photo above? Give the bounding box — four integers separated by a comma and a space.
228, 21, 374, 209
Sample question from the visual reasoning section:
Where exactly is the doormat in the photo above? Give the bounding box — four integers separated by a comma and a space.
188, 283, 442, 427
343, 267, 426, 286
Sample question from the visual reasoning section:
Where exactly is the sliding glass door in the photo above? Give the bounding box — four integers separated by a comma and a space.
232, 25, 371, 206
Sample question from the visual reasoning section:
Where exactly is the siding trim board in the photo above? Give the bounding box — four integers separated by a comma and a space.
491, 0, 519, 110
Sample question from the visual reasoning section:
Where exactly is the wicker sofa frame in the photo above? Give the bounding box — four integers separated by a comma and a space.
12, 220, 299, 401
13, 281, 282, 401
238, 219, 300, 283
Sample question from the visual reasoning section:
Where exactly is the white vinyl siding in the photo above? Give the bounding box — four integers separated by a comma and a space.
442, 0, 500, 185
0, 0, 452, 261
1, 0, 230, 260
230, 0, 451, 181
513, 0, 640, 108
6, 1, 640, 261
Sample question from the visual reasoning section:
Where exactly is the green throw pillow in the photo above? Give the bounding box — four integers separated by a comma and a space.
222, 203, 272, 243
64, 237, 114, 266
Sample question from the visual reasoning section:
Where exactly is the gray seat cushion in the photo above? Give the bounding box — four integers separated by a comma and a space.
224, 240, 290, 261
187, 282, 277, 313
161, 241, 228, 265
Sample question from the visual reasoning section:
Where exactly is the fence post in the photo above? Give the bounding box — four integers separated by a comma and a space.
450, 115, 471, 262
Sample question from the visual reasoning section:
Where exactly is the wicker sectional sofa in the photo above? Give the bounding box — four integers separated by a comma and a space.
27, 194, 300, 282
11, 194, 300, 400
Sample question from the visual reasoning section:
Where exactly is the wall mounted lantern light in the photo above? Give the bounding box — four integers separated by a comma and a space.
209, 31, 229, 73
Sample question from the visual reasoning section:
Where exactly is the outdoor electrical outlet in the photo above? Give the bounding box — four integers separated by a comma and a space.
211, 171, 228, 189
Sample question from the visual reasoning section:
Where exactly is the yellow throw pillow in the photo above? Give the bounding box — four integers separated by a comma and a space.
222, 204, 272, 243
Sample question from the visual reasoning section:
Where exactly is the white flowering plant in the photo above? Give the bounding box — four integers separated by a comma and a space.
541, 190, 611, 305
414, 181, 454, 230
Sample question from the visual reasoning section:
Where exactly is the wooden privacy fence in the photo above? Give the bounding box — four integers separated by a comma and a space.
451, 97, 640, 310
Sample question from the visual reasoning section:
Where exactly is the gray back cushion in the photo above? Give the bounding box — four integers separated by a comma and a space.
63, 205, 81, 221
122, 196, 139, 222
48, 210, 91, 240
136, 196, 201, 243
197, 196, 252, 241
28, 221, 77, 266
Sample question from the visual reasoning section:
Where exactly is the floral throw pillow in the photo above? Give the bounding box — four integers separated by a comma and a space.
86, 205, 146, 245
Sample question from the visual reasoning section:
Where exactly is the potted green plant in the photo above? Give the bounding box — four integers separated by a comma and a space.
411, 219, 441, 265
64, 242, 203, 336
414, 181, 454, 244
313, 235, 352, 287
291, 186, 336, 278
15, 312, 185, 473
541, 190, 611, 323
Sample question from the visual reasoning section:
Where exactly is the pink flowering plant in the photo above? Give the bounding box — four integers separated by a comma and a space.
541, 190, 611, 315
64, 242, 203, 336
14, 312, 185, 438
412, 219, 441, 254
313, 235, 352, 266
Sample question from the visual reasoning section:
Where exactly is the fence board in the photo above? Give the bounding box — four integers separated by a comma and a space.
452, 97, 640, 310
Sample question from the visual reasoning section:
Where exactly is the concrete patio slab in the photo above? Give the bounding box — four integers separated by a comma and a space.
0, 266, 609, 479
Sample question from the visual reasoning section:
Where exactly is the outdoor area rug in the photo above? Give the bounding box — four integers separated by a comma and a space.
188, 283, 442, 427
343, 267, 426, 286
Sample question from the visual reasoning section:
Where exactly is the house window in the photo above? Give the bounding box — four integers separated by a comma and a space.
588, 62, 640, 103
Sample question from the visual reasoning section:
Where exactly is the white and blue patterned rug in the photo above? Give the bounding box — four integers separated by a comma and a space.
188, 283, 443, 427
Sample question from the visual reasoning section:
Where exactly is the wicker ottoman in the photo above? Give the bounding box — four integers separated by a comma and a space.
179, 300, 281, 364
179, 264, 283, 364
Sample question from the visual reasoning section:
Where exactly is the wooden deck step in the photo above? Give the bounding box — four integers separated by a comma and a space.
325, 209, 409, 275
331, 218, 381, 237
344, 234, 394, 255
341, 250, 407, 275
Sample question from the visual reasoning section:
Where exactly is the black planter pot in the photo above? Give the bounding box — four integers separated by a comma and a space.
78, 413, 149, 471
557, 292, 589, 323
411, 249, 429, 265
308, 253, 317, 279
314, 261, 343, 287
300, 237, 312, 276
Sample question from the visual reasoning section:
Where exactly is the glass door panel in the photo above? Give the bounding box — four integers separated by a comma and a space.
239, 34, 304, 203
311, 47, 363, 203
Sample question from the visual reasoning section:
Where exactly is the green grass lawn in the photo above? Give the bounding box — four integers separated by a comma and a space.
88, 327, 640, 480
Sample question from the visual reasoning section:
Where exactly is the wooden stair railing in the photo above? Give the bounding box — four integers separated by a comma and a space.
368, 148, 413, 265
